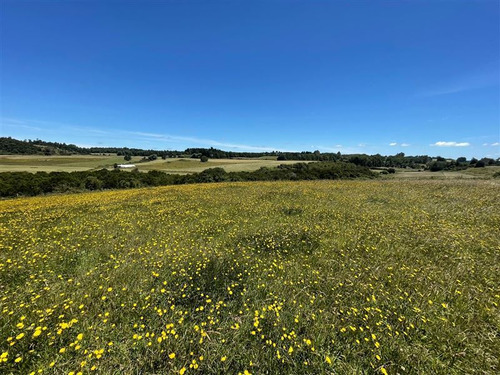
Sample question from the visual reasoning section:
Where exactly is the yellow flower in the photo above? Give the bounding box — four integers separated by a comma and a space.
221, 356, 227, 362
179, 367, 186, 375
169, 353, 176, 359
380, 367, 388, 375
15, 357, 22, 363
325, 356, 332, 364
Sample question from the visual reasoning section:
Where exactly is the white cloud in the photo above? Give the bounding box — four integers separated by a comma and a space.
389, 142, 397, 146
401, 143, 410, 147
431, 141, 470, 147
491, 142, 500, 146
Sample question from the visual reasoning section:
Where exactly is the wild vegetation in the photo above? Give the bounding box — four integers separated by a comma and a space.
0, 162, 375, 197
0, 180, 498, 374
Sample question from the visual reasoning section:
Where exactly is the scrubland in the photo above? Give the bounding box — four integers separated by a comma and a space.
0, 180, 499, 374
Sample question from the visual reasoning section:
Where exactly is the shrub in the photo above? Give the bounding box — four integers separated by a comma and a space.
83, 176, 103, 190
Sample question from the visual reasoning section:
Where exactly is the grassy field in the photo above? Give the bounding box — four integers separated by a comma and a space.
385, 166, 500, 179
0, 155, 140, 173
0, 155, 304, 174
135, 158, 309, 174
0, 180, 498, 374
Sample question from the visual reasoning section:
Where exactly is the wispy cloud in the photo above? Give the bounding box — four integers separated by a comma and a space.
389, 142, 410, 147
1, 117, 282, 152
1, 118, 43, 131
431, 141, 470, 147
483, 142, 500, 147
126, 131, 279, 152
418, 64, 499, 97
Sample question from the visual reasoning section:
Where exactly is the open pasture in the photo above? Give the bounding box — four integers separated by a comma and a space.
0, 180, 499, 374
135, 158, 307, 174
0, 155, 136, 173
0, 155, 303, 175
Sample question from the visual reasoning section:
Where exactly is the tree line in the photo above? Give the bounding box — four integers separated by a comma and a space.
1, 137, 499, 170
0, 162, 375, 198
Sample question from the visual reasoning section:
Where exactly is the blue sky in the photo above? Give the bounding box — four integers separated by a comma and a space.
1, 0, 499, 158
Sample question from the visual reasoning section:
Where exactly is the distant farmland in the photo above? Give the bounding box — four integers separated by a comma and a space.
1, 154, 499, 179
0, 155, 305, 174
1, 180, 498, 374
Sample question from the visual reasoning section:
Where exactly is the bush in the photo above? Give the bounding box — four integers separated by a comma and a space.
475, 160, 486, 168
200, 156, 209, 162
83, 176, 103, 190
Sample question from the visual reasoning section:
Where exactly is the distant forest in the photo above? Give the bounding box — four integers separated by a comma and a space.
1, 136, 499, 171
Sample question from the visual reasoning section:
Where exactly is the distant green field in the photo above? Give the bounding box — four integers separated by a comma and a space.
0, 155, 141, 172
1, 155, 499, 180
0, 155, 306, 174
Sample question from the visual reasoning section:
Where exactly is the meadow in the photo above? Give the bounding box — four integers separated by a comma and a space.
0, 155, 130, 173
0, 155, 303, 174
0, 180, 499, 374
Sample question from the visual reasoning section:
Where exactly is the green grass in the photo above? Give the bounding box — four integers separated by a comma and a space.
0, 180, 499, 374
0, 155, 307, 174
0, 155, 142, 172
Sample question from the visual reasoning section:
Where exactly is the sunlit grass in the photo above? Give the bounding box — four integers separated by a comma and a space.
0, 180, 498, 374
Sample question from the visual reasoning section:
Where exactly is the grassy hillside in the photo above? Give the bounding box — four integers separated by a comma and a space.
0, 155, 300, 174
0, 180, 499, 374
